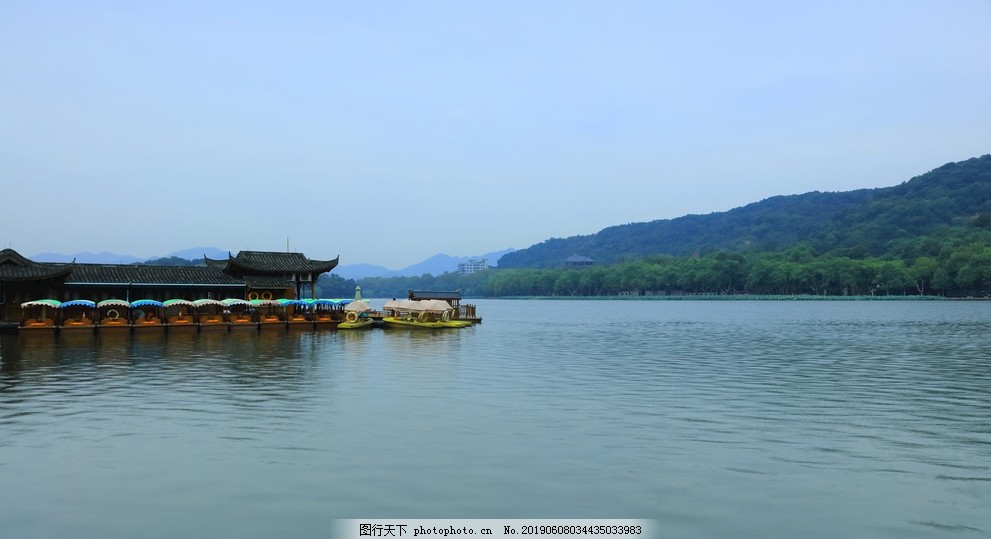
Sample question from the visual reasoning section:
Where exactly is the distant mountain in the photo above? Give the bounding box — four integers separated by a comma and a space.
31, 247, 228, 264
165, 247, 229, 260
335, 249, 516, 279
334, 263, 393, 280
29, 247, 517, 278
498, 154, 991, 268
31, 251, 144, 264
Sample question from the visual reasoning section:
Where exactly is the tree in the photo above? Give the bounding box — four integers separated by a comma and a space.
745, 257, 778, 294
554, 271, 582, 296
932, 267, 953, 295
955, 248, 991, 295
579, 268, 608, 296
710, 252, 747, 293
821, 256, 859, 295
875, 260, 911, 295
909, 257, 937, 295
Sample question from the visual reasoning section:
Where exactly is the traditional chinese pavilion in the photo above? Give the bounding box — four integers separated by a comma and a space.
0, 248, 338, 325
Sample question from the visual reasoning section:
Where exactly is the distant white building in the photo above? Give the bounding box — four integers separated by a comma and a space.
457, 259, 489, 275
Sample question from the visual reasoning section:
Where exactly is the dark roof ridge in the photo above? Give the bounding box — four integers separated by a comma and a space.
227, 251, 340, 274
0, 248, 76, 281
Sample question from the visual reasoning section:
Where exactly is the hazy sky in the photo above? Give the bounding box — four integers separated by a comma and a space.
3, 1, 990, 269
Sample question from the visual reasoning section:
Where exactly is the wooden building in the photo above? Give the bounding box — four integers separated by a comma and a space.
564, 254, 595, 268
0, 249, 75, 325
0, 248, 338, 326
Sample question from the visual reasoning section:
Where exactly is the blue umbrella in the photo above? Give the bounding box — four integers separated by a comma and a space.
130, 299, 164, 308
307, 298, 347, 306
60, 299, 96, 308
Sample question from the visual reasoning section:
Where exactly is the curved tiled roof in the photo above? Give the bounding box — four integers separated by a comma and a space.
224, 251, 339, 274
0, 248, 75, 281
1, 248, 336, 292
409, 290, 462, 301
203, 254, 231, 268
65, 264, 245, 286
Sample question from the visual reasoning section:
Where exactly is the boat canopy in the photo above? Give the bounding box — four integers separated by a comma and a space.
60, 300, 96, 308
419, 299, 453, 312
21, 299, 62, 308
301, 298, 351, 306
130, 299, 165, 308
383, 299, 451, 312
344, 300, 371, 312
249, 299, 281, 307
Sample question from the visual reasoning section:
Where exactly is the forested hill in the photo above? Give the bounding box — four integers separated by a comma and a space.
498, 154, 991, 268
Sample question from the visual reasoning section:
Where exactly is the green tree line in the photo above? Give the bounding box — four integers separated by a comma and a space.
320, 226, 991, 299
498, 155, 991, 268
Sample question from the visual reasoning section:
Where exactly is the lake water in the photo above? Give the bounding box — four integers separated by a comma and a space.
1, 299, 989, 538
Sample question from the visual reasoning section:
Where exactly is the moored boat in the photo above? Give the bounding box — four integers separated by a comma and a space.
280, 299, 314, 330
58, 300, 97, 333
131, 299, 166, 331
163, 299, 197, 331
97, 299, 132, 332
222, 298, 258, 330
310, 298, 345, 329
193, 299, 228, 330
14, 295, 474, 335
19, 299, 61, 333
339, 317, 375, 329
340, 299, 374, 329
252, 299, 287, 330
381, 315, 471, 329
407, 290, 481, 324
381, 299, 471, 329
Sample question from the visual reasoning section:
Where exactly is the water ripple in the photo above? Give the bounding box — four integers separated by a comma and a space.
1, 300, 990, 538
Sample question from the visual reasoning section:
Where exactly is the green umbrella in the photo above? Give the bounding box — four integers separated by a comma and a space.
20, 299, 62, 320
21, 299, 62, 308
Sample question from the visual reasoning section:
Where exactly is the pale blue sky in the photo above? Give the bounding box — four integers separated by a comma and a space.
3, 1, 990, 268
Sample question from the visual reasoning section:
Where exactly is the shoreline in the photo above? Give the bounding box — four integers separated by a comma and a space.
493, 294, 962, 301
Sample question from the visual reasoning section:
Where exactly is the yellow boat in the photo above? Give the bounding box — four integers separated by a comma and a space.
381, 315, 471, 329
379, 299, 472, 329
339, 299, 375, 329
338, 317, 374, 330
407, 290, 481, 324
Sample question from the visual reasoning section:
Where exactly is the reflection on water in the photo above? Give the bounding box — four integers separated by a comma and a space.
1, 300, 990, 539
